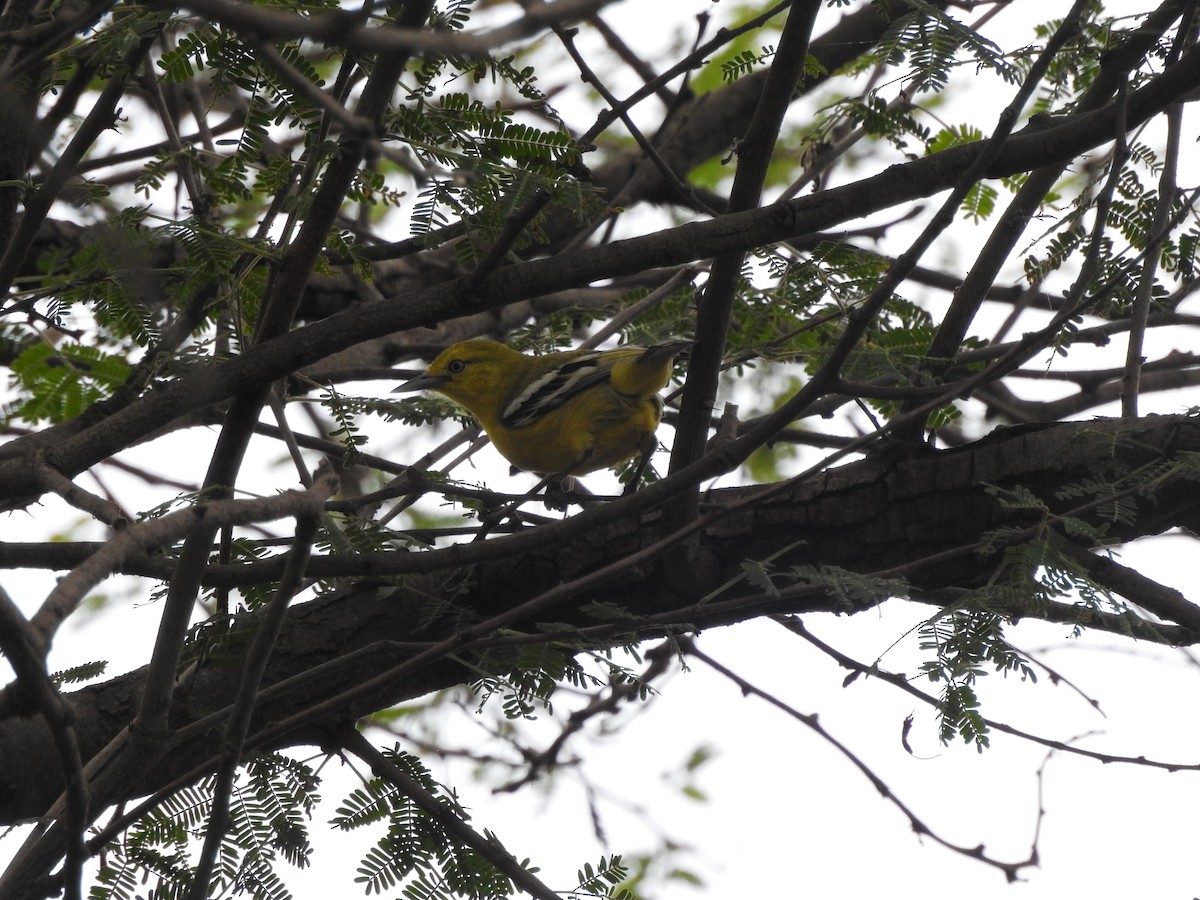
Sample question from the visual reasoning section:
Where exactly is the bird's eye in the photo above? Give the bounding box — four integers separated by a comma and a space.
447, 359, 467, 374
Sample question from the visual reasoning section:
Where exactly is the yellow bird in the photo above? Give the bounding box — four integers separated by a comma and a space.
395, 338, 689, 481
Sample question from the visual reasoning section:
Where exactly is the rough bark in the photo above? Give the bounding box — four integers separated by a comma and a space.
2, 414, 1198, 825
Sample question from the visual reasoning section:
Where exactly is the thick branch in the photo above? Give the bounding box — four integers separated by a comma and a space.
3, 416, 1200, 833
6, 44, 1198, 504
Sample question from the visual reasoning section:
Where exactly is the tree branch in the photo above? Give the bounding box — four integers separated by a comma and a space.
340, 728, 564, 900
187, 467, 335, 900
150, 0, 617, 56
686, 639, 1039, 882
9, 35, 1196, 503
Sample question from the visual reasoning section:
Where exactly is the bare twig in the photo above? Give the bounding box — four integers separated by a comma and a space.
27, 482, 339, 649
37, 458, 128, 530
686, 639, 1039, 882
775, 616, 1200, 772
495, 639, 675, 792
151, 0, 619, 56
555, 25, 711, 212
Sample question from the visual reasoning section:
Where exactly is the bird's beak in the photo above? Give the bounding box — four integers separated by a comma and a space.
393, 373, 447, 394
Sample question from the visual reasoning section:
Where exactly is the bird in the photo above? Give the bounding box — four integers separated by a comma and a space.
394, 338, 689, 486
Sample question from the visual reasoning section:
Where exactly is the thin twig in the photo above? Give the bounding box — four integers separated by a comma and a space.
26, 483, 339, 650
582, 267, 698, 349
37, 458, 129, 530
555, 25, 711, 212
686, 639, 1039, 882
495, 639, 675, 792
151, 0, 619, 57
773, 617, 1200, 772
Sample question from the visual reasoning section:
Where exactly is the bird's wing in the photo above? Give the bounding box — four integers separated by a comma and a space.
499, 351, 616, 428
